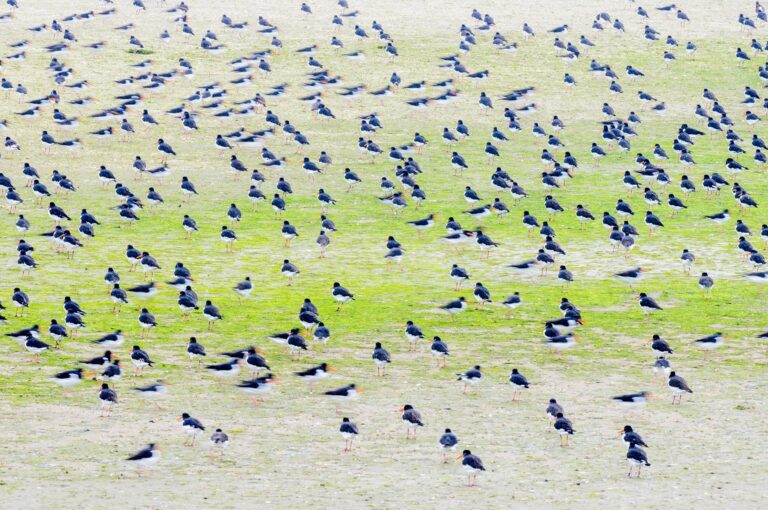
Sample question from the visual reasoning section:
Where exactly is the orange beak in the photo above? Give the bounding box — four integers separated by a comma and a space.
356, 387, 363, 393
455, 453, 464, 460
327, 366, 337, 372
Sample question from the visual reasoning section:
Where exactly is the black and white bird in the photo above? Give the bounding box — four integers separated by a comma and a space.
553, 413, 574, 446
400, 404, 424, 439
456, 365, 482, 393
508, 368, 530, 400
179, 412, 205, 445
339, 417, 359, 452
331, 282, 355, 311
372, 342, 391, 375
126, 444, 160, 471
668, 371, 693, 404
439, 428, 459, 462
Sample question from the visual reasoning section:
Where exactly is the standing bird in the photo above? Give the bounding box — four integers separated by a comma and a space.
203, 300, 222, 330
439, 428, 459, 462
456, 365, 482, 393
339, 417, 359, 452
372, 342, 391, 375
626, 442, 651, 478
637, 293, 662, 315
554, 413, 574, 446
331, 282, 354, 311
668, 371, 693, 404
458, 450, 486, 487
401, 404, 424, 439
619, 425, 648, 448
187, 337, 206, 366
179, 412, 205, 446
546, 398, 564, 430
98, 383, 118, 417
210, 429, 230, 455
508, 368, 530, 400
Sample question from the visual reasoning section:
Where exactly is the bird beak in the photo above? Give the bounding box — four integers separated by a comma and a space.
646, 393, 659, 400
639, 268, 647, 272
455, 453, 463, 460
617, 429, 625, 437
112, 355, 120, 359
577, 319, 584, 325
356, 387, 363, 393
271, 376, 280, 383
176, 415, 183, 421
82, 371, 96, 378
327, 366, 337, 372
397, 406, 404, 413
255, 347, 264, 355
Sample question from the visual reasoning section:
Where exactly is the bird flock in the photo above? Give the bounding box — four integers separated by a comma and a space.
0, 0, 766, 494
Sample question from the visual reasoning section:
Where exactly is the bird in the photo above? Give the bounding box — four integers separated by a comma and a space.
637, 293, 662, 315
186, 337, 206, 366
372, 342, 391, 376
202, 300, 222, 330
619, 425, 648, 448
441, 297, 467, 317
294, 363, 334, 385
694, 332, 724, 350
331, 282, 354, 311
508, 368, 530, 400
456, 365, 482, 393
400, 404, 424, 439
126, 444, 160, 473
339, 417, 359, 452
458, 450, 486, 487
179, 412, 205, 445
52, 368, 86, 391
546, 399, 564, 430
553, 413, 574, 446
668, 371, 693, 404
438, 428, 459, 462
236, 374, 278, 404
130, 345, 153, 375
612, 391, 651, 409
98, 383, 118, 417
324, 384, 361, 406
210, 429, 230, 454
